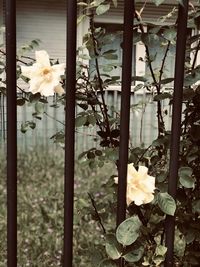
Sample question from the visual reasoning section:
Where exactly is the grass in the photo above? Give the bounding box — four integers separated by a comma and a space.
0, 149, 116, 267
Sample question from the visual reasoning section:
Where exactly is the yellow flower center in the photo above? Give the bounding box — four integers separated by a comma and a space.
41, 67, 52, 81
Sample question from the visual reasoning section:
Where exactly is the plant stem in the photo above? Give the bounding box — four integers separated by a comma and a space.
88, 193, 106, 235
89, 14, 113, 142
135, 12, 167, 137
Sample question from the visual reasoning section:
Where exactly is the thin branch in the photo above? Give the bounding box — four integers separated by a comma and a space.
135, 143, 152, 166
0, 49, 29, 65
134, 12, 158, 88
44, 111, 65, 126
158, 40, 171, 90
88, 192, 106, 235
192, 40, 200, 70
89, 14, 112, 141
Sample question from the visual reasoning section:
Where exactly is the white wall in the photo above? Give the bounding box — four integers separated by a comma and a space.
16, 0, 67, 62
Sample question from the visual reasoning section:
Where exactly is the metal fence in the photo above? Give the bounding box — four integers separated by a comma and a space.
4, 0, 188, 266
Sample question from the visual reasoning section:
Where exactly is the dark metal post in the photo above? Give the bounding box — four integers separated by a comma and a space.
165, 1, 188, 266
63, 0, 77, 266
5, 0, 17, 266
117, 0, 135, 226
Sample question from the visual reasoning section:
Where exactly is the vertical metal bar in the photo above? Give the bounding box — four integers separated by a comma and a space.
117, 0, 135, 226
5, 0, 17, 266
63, 0, 77, 266
165, 1, 188, 266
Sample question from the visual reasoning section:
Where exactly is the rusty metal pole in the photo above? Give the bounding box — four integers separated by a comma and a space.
165, 1, 188, 266
5, 0, 17, 266
117, 0, 135, 227
63, 0, 77, 266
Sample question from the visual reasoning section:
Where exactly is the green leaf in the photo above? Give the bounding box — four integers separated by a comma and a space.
123, 247, 144, 263
103, 49, 117, 55
180, 175, 195, 189
141, 33, 159, 46
87, 151, 95, 159
132, 76, 147, 82
174, 229, 186, 257
102, 53, 118, 60
105, 234, 122, 260
157, 171, 168, 183
87, 114, 96, 125
17, 98, 26, 106
157, 192, 176, 216
21, 121, 36, 133
178, 167, 195, 189
102, 65, 114, 72
90, 0, 105, 7
155, 245, 167, 256
75, 116, 87, 127
153, 255, 165, 266
29, 92, 41, 103
116, 216, 141, 246
77, 14, 86, 25
35, 102, 44, 114
105, 148, 119, 161
96, 4, 110, 15
159, 78, 174, 85
163, 28, 177, 41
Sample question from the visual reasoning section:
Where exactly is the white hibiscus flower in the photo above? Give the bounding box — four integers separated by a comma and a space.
20, 50, 65, 97
114, 164, 156, 206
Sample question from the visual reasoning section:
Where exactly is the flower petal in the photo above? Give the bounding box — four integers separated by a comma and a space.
138, 165, 148, 177
143, 193, 154, 204
35, 50, 50, 67
39, 81, 56, 96
127, 164, 138, 182
21, 65, 36, 79
54, 84, 65, 95
29, 76, 44, 94
52, 63, 65, 76
114, 177, 118, 184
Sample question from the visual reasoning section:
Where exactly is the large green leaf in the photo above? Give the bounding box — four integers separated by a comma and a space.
123, 247, 144, 263
157, 192, 176, 216
163, 28, 177, 41
116, 216, 141, 246
105, 234, 122, 260
75, 116, 87, 127
178, 167, 195, 189
174, 229, 186, 257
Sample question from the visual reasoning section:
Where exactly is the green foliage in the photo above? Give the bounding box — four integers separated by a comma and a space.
116, 216, 142, 246
157, 192, 176, 216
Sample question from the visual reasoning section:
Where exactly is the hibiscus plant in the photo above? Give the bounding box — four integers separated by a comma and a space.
1, 0, 200, 266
